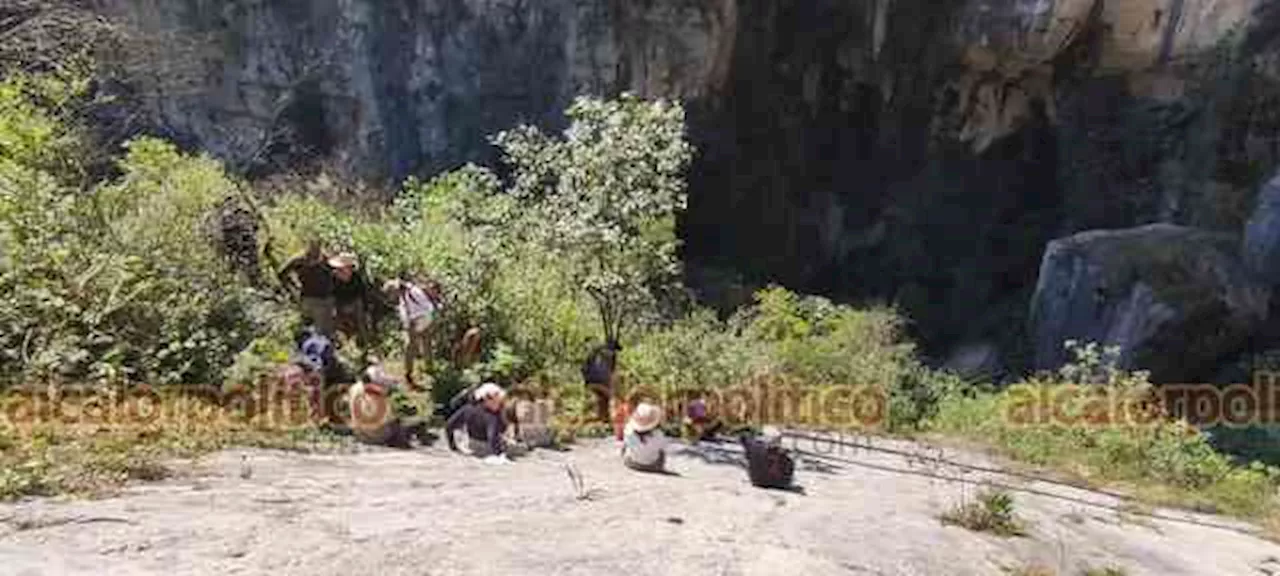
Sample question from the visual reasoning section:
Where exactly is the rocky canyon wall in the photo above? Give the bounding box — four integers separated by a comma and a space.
9, 0, 1280, 376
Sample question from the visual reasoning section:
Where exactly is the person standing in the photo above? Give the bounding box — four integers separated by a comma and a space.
329, 253, 370, 356
278, 240, 336, 337
582, 338, 622, 423
382, 278, 438, 388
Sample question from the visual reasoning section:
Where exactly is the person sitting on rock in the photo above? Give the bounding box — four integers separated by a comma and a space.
740, 426, 795, 490
288, 326, 342, 418
683, 396, 724, 443
621, 403, 669, 473
445, 383, 510, 462
346, 363, 430, 449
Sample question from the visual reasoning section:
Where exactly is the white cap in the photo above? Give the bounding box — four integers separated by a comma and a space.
473, 382, 506, 401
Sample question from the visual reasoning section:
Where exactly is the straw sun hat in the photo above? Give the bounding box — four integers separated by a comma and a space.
627, 403, 663, 433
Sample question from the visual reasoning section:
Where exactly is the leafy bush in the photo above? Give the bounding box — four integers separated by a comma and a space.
940, 488, 1028, 537
616, 286, 955, 431
0, 70, 261, 386
929, 341, 1280, 519
493, 94, 692, 342
260, 163, 600, 388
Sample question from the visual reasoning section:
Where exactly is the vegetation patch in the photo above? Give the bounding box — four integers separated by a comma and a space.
940, 487, 1029, 537
929, 341, 1280, 529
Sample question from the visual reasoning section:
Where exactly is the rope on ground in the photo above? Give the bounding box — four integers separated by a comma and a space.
783, 431, 1134, 499
777, 431, 1262, 538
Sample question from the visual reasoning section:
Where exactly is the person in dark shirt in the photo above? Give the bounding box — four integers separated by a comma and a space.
740, 427, 795, 490
329, 253, 370, 356
445, 383, 509, 460
582, 338, 622, 423
278, 240, 337, 337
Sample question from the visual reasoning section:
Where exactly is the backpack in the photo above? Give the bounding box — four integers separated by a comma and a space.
582, 347, 612, 385
294, 332, 335, 373
741, 436, 795, 489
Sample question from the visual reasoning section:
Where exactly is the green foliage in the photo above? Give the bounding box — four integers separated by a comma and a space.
0, 70, 261, 386
618, 285, 955, 431
929, 340, 1280, 519
493, 94, 693, 342
940, 488, 1027, 537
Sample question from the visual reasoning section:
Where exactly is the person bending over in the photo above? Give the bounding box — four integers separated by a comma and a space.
445, 383, 509, 462
740, 426, 795, 490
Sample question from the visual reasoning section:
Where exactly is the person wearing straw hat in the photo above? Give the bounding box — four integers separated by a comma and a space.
621, 402, 669, 473
346, 362, 431, 448
329, 252, 370, 356
445, 382, 511, 462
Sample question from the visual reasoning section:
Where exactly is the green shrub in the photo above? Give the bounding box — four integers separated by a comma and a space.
615, 286, 951, 431
940, 488, 1028, 537
0, 70, 260, 386
929, 340, 1280, 520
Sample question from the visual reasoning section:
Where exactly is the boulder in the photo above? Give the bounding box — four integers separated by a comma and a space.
1244, 171, 1280, 285
942, 340, 1003, 381
1029, 223, 1270, 382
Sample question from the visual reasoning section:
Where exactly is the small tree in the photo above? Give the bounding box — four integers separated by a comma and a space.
493, 94, 693, 344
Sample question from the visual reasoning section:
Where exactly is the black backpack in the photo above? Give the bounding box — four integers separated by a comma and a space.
581, 347, 612, 385
741, 436, 795, 489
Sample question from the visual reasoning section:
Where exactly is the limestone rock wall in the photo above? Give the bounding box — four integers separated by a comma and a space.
49, 0, 1280, 371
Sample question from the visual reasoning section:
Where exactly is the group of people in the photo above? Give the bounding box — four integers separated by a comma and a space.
438, 378, 794, 490
277, 241, 371, 351
277, 239, 447, 387
275, 240, 795, 487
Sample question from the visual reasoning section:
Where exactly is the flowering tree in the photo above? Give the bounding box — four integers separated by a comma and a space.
493, 94, 693, 344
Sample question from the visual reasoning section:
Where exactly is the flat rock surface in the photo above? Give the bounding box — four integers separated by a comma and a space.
1, 434, 1278, 576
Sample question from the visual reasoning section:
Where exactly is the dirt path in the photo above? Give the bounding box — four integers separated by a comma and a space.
1, 434, 1278, 576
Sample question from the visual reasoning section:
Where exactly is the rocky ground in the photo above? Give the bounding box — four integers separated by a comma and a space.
1, 434, 1278, 576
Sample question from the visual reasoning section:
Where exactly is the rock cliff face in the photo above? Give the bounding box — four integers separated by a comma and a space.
1029, 223, 1270, 382
32, 0, 1280, 372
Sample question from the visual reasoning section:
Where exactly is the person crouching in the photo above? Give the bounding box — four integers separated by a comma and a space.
740, 426, 795, 490
347, 363, 429, 449
621, 403, 668, 473
446, 383, 510, 462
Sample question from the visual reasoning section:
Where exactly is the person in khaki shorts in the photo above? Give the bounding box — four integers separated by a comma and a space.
278, 240, 336, 336
382, 278, 439, 389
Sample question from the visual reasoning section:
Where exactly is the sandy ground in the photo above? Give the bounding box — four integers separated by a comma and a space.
1, 433, 1279, 576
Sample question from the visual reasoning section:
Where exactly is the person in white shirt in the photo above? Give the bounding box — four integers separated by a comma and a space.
621, 403, 668, 473
382, 278, 440, 388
